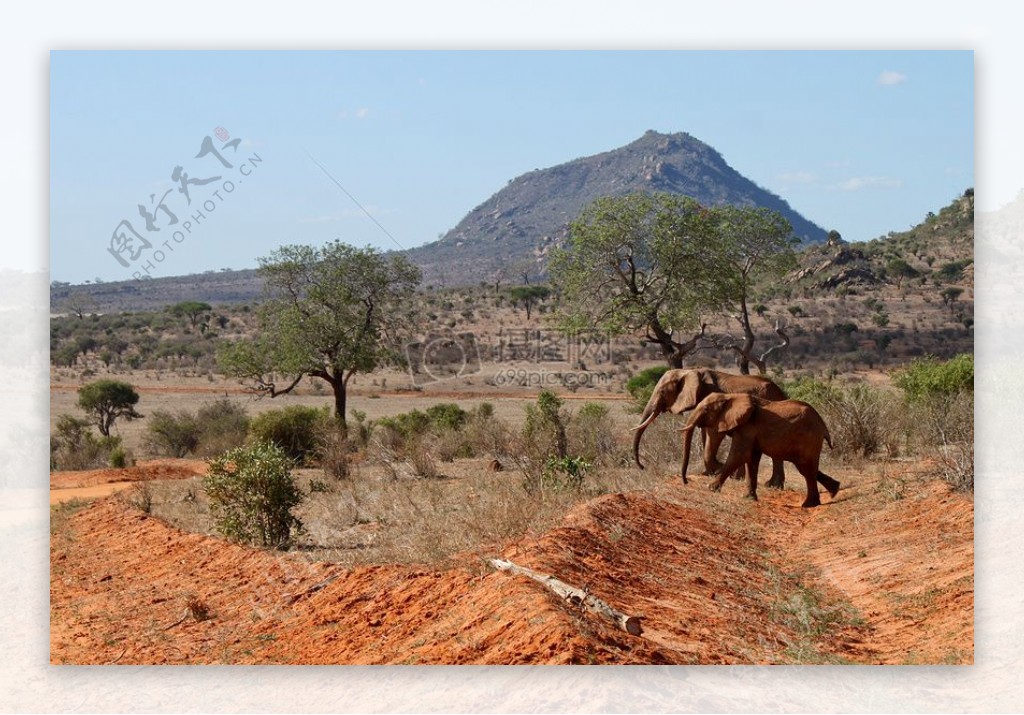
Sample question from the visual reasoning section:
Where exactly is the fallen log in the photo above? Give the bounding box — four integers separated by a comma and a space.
489, 558, 642, 636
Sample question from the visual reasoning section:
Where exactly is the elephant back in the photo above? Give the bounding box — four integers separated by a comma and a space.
714, 372, 786, 402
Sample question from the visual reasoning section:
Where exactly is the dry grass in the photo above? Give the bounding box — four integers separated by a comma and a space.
140, 449, 672, 568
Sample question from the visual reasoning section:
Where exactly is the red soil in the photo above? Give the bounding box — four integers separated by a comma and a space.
50, 458, 207, 490
50, 465, 972, 665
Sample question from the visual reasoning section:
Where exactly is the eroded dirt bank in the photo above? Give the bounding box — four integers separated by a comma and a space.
50, 467, 971, 665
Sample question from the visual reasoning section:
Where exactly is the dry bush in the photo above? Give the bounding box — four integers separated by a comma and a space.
430, 429, 470, 462
408, 437, 441, 478
143, 399, 249, 459
121, 479, 154, 513
461, 409, 513, 458
910, 391, 974, 492
568, 403, 621, 466
316, 424, 351, 480
819, 384, 902, 460
50, 414, 122, 470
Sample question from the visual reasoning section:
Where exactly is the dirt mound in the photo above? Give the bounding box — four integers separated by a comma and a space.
50, 467, 972, 665
50, 458, 207, 489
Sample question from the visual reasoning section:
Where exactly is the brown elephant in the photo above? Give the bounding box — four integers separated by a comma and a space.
631, 368, 787, 487
679, 393, 840, 508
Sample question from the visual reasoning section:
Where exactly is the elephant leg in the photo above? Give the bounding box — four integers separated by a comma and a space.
796, 463, 822, 508
765, 458, 786, 489
730, 442, 746, 481
701, 428, 724, 475
816, 471, 841, 498
745, 448, 762, 500
710, 440, 748, 493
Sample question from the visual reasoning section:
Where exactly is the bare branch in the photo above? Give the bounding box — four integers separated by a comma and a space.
757, 319, 790, 368
253, 372, 305, 398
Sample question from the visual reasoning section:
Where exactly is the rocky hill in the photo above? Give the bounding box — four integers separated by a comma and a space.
405, 130, 828, 285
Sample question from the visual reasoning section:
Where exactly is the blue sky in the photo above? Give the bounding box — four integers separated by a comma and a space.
50, 50, 974, 284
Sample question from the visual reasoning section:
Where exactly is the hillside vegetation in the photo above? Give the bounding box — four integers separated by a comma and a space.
50, 192, 973, 381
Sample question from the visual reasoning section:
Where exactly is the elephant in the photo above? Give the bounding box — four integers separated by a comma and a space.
679, 393, 840, 508
631, 368, 788, 487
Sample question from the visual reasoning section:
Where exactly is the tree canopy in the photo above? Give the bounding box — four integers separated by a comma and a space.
77, 379, 142, 436
548, 193, 796, 369
712, 205, 797, 373
509, 285, 551, 320
548, 193, 733, 367
170, 301, 213, 328
217, 241, 421, 426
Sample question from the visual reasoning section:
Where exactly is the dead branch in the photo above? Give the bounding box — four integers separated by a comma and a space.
709, 320, 789, 375
489, 558, 643, 636
755, 320, 790, 372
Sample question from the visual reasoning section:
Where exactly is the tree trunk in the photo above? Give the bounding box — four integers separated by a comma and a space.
737, 294, 754, 375
330, 377, 348, 428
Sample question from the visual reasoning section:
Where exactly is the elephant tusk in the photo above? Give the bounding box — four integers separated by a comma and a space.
631, 411, 659, 432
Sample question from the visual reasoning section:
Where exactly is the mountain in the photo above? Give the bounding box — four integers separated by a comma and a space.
53, 130, 832, 311
405, 130, 828, 285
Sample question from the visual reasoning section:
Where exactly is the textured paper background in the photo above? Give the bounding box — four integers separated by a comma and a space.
7, 3, 1016, 711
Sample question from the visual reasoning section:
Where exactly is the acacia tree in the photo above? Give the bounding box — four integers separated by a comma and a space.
509, 285, 551, 320
712, 206, 797, 374
548, 193, 733, 368
77, 379, 142, 436
171, 300, 213, 329
218, 241, 421, 427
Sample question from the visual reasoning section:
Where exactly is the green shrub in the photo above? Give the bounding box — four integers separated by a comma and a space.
892, 354, 973, 402
348, 409, 372, 449
316, 423, 351, 480
539, 455, 591, 492
625, 366, 670, 411
461, 405, 511, 458
375, 409, 430, 441
194, 399, 250, 456
249, 406, 330, 464
425, 403, 469, 431
372, 403, 473, 457
935, 259, 972, 282
109, 445, 133, 468
524, 390, 568, 460
203, 441, 304, 548
781, 377, 840, 408
145, 410, 201, 457
821, 384, 899, 459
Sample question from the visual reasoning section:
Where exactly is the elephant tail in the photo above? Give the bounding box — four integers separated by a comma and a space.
824, 425, 834, 450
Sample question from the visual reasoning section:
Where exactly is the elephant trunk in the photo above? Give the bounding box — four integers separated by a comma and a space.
631, 392, 664, 470
680, 425, 697, 483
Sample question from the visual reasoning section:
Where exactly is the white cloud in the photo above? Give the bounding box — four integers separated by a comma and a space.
834, 176, 903, 191
878, 70, 908, 86
336, 107, 372, 120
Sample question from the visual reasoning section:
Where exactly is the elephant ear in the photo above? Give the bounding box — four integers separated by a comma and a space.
668, 372, 700, 414
716, 395, 755, 433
